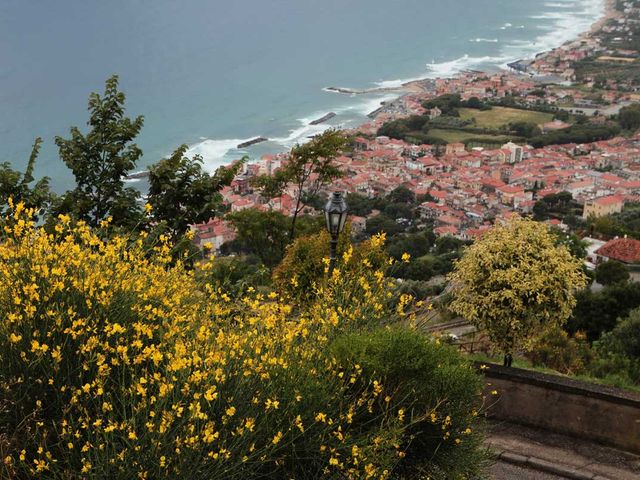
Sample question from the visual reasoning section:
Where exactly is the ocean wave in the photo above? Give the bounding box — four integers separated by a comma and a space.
470, 38, 499, 43
185, 138, 252, 170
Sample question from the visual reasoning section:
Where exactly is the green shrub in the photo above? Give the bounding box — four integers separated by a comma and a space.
330, 327, 489, 480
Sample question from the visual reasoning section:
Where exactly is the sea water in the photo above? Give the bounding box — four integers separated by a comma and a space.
0, 0, 604, 190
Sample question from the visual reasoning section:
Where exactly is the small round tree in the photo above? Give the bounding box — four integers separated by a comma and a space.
448, 217, 587, 366
595, 260, 630, 286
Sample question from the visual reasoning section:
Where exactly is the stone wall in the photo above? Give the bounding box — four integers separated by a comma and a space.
478, 362, 640, 453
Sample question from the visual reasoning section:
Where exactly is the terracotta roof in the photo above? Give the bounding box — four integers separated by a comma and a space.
593, 195, 624, 206
596, 238, 640, 264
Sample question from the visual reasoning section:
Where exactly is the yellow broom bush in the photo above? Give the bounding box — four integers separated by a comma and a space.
0, 203, 486, 479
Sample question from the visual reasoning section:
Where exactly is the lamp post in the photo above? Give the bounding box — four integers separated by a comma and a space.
324, 192, 348, 275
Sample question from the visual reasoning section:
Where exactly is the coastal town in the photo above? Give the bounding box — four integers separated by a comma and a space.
194, 0, 640, 261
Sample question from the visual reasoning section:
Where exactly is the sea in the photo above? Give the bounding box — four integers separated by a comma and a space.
0, 0, 605, 191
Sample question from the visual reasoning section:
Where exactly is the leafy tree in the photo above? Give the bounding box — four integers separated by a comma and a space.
0, 137, 53, 218
224, 209, 291, 267
434, 235, 465, 255
448, 218, 587, 365
252, 129, 347, 239
386, 230, 435, 260
147, 145, 244, 237
345, 192, 375, 217
54, 75, 144, 227
595, 260, 629, 286
590, 308, 640, 384
568, 282, 640, 341
510, 121, 542, 138
619, 103, 640, 131
365, 214, 404, 237
552, 230, 587, 259
386, 185, 416, 204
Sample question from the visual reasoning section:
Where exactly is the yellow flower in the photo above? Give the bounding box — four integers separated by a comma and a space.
401, 252, 411, 263
144, 203, 153, 213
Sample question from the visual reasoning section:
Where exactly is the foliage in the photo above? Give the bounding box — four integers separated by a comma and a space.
552, 229, 588, 259
527, 326, 594, 375
54, 75, 145, 228
147, 145, 244, 238
330, 328, 489, 479
532, 191, 576, 221
194, 255, 271, 297
272, 227, 352, 304
448, 217, 587, 355
365, 215, 405, 237
591, 308, 640, 384
567, 282, 640, 341
386, 231, 435, 261
618, 103, 640, 131
251, 129, 347, 239
386, 186, 415, 205
0, 137, 53, 219
595, 260, 630, 286
227, 209, 323, 267
528, 123, 620, 148
224, 209, 293, 267
0, 206, 487, 479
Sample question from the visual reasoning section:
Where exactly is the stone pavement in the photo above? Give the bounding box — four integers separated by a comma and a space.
487, 421, 640, 480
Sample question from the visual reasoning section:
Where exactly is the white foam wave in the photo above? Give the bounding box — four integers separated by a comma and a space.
507, 0, 605, 62
185, 138, 252, 170
270, 118, 333, 149
470, 38, 499, 43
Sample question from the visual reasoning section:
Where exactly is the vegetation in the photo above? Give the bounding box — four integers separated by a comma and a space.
458, 106, 553, 129
147, 145, 244, 239
53, 75, 145, 228
595, 260, 630, 286
0, 137, 53, 219
0, 207, 487, 479
619, 103, 640, 131
251, 129, 347, 239
449, 218, 587, 363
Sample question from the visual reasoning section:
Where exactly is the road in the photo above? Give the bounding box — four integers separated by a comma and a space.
491, 462, 567, 479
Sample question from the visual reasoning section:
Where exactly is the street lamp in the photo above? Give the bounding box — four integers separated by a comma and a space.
324, 192, 348, 275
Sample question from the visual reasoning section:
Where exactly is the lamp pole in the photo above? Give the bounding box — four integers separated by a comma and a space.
324, 192, 348, 276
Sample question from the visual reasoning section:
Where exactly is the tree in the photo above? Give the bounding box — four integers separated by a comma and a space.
365, 214, 404, 237
386, 185, 416, 204
619, 103, 640, 131
448, 218, 587, 365
54, 75, 144, 227
147, 145, 244, 238
595, 260, 630, 286
252, 129, 347, 239
567, 282, 640, 341
0, 137, 53, 219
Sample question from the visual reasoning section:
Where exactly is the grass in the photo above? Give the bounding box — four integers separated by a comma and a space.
458, 106, 554, 129
428, 128, 514, 144
468, 352, 640, 393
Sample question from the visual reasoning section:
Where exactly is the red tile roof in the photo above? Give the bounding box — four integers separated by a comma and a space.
596, 238, 640, 264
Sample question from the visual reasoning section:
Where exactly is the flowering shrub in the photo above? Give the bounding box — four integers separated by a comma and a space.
0, 205, 486, 479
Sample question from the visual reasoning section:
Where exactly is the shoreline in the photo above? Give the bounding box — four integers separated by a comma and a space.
183, 0, 615, 174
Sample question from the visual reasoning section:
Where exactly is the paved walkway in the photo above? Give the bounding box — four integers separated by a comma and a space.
487, 421, 640, 480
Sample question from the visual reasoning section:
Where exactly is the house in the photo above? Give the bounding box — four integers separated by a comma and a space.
582, 195, 625, 219
595, 237, 640, 264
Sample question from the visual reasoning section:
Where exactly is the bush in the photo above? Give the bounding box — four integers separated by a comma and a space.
567, 282, 640, 341
590, 309, 640, 384
0, 209, 487, 479
595, 260, 630, 286
330, 327, 489, 480
527, 327, 594, 375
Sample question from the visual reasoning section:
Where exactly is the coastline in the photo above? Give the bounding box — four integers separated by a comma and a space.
181, 0, 615, 174
395, 0, 616, 96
